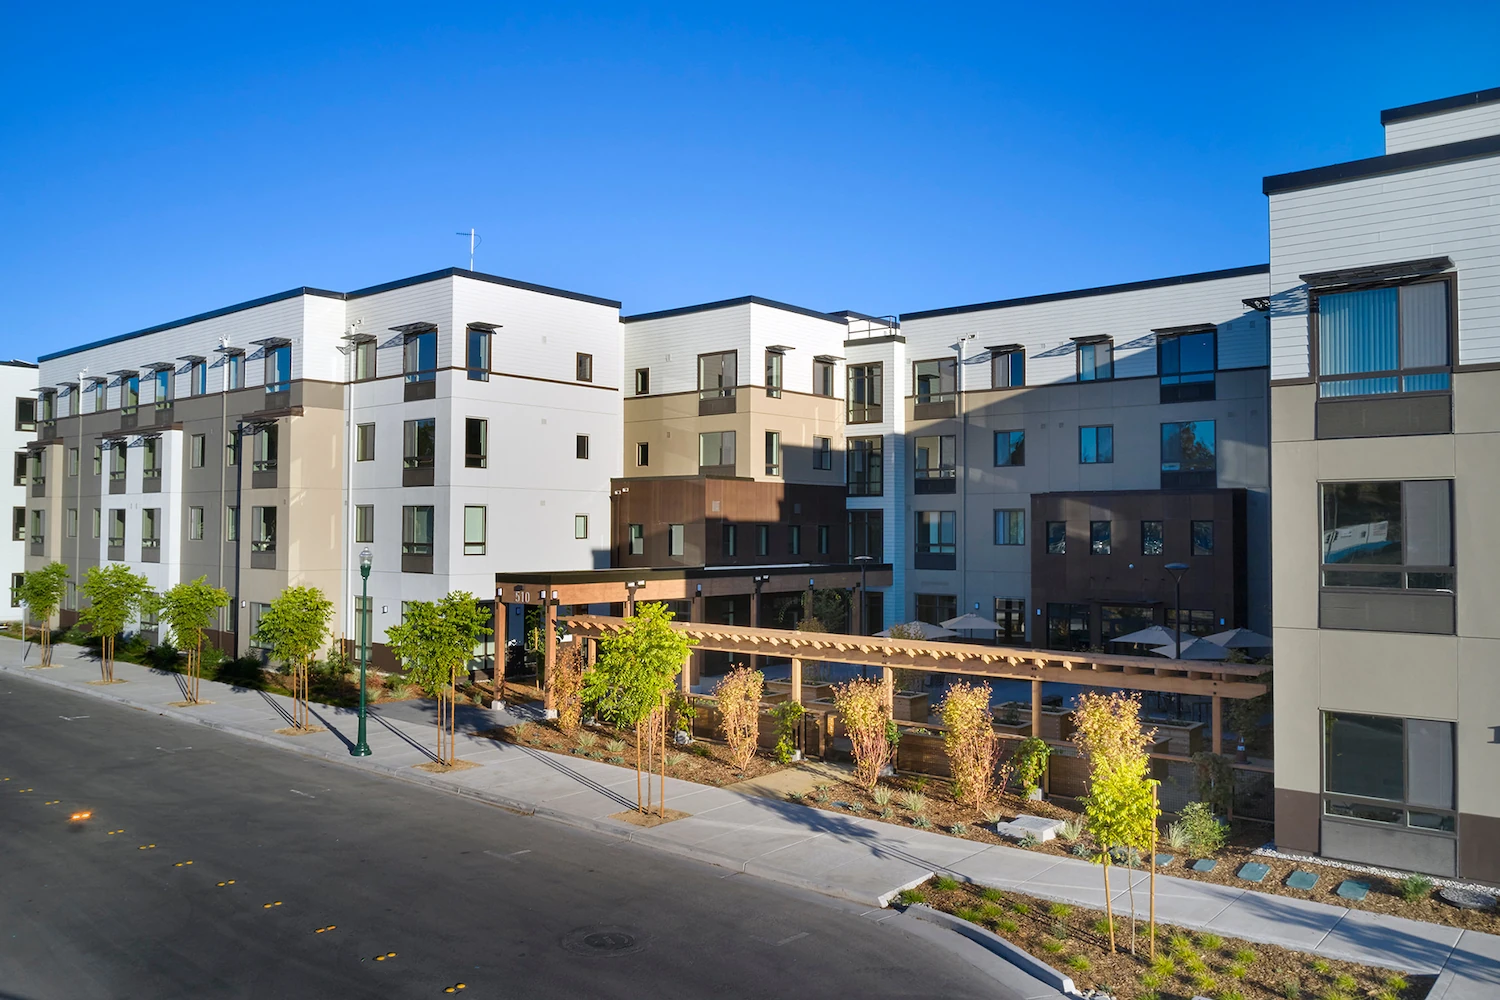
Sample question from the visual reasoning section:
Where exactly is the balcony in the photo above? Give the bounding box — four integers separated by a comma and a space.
403, 457, 434, 487
698, 388, 736, 416
109, 469, 126, 495
141, 538, 160, 563
29, 535, 44, 558
250, 539, 276, 570
404, 374, 437, 402
120, 406, 138, 430
912, 393, 956, 421
402, 544, 433, 574
153, 401, 174, 426
914, 550, 956, 571
914, 470, 956, 495
251, 460, 278, 491
29, 475, 44, 498
143, 468, 162, 494
107, 542, 124, 561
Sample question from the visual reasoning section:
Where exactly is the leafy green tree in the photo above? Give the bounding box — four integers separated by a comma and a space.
158, 576, 231, 704
253, 586, 334, 732
17, 562, 68, 666
583, 602, 696, 814
385, 591, 492, 766
78, 564, 153, 683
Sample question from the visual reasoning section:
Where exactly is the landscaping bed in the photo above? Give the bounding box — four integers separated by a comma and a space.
903, 879, 1435, 1000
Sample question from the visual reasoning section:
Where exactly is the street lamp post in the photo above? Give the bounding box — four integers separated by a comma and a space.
351, 547, 373, 757
853, 554, 873, 635
1165, 562, 1190, 661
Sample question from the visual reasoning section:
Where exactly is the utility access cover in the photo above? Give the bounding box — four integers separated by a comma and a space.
561, 926, 647, 957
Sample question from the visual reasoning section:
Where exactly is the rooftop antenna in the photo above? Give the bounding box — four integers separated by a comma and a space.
456, 229, 482, 271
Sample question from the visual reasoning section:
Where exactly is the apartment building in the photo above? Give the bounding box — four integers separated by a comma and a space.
1265, 86, 1500, 881
2, 360, 40, 617
893, 268, 1272, 648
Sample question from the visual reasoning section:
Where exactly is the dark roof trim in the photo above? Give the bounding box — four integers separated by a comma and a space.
899, 264, 1270, 321
1300, 257, 1453, 290
1263, 133, 1500, 195
344, 267, 620, 309
1381, 86, 1500, 125
621, 295, 846, 326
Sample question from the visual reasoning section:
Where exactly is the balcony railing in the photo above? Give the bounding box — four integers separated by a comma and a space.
30, 475, 44, 497
250, 539, 276, 553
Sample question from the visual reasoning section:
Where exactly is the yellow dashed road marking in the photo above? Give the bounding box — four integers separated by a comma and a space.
313, 924, 336, 934
216, 880, 237, 887
137, 844, 157, 850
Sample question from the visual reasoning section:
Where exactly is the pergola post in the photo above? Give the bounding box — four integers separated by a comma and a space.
1032, 677, 1048, 794
881, 664, 894, 715
749, 586, 762, 673
1211, 693, 1223, 756
790, 656, 803, 705
586, 636, 596, 668
543, 598, 557, 713
680, 650, 692, 695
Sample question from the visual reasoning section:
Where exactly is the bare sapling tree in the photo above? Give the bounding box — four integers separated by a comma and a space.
385, 591, 492, 767
552, 640, 586, 736
713, 665, 763, 770
253, 586, 334, 732
940, 680, 1004, 809
159, 576, 230, 704
834, 677, 891, 791
17, 562, 68, 667
78, 564, 153, 684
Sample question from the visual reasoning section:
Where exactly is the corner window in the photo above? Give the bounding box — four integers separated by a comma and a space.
1161, 420, 1215, 488
576, 434, 589, 460
225, 506, 238, 542
765, 350, 783, 398
994, 429, 1024, 467
1046, 521, 1066, 555
153, 368, 171, 405
108, 509, 124, 547
402, 505, 435, 555
992, 349, 1025, 389
914, 435, 956, 493
355, 504, 375, 544
10, 507, 22, 541
1141, 520, 1164, 556
142, 437, 161, 478
698, 351, 735, 399
1315, 279, 1451, 398
634, 368, 650, 395
1323, 711, 1454, 833
403, 418, 436, 470
403, 330, 436, 383
1158, 328, 1216, 402
225, 432, 239, 468
1321, 480, 1452, 591
68, 447, 79, 477
1090, 520, 1112, 555
667, 523, 684, 557
466, 328, 491, 381
628, 523, 644, 556
122, 376, 139, 413
849, 509, 883, 561
994, 509, 1025, 546
847, 436, 882, 496
356, 423, 375, 463
764, 431, 780, 477
576, 353, 593, 383
699, 430, 735, 470
1076, 339, 1112, 382
574, 514, 589, 540
812, 436, 832, 471
1079, 425, 1113, 464
913, 358, 956, 404
636, 442, 649, 467
226, 353, 244, 390
465, 506, 487, 554
846, 363, 882, 423
253, 425, 278, 473
1191, 520, 1214, 556
12, 454, 24, 487
813, 359, 835, 397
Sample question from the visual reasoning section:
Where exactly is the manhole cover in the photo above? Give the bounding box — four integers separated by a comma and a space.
1439, 887, 1497, 911
561, 926, 647, 957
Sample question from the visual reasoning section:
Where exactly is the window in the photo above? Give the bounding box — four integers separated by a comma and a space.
1165, 608, 1216, 636
817, 524, 830, 555
153, 368, 171, 406
698, 351, 736, 399
636, 442, 649, 467
994, 430, 1025, 467
107, 509, 124, 547
15, 397, 35, 432
465, 506, 487, 554
1323, 711, 1453, 831
847, 363, 883, 423
92, 445, 102, 476
189, 506, 204, 540
226, 431, 239, 467
756, 524, 769, 556
143, 437, 161, 478
251, 506, 276, 552
253, 425, 278, 472
265, 345, 291, 393
68, 447, 79, 477
813, 436, 832, 471
10, 507, 23, 541
913, 435, 956, 493
994, 598, 1026, 644
122, 376, 139, 413
699, 430, 736, 469
466, 328, 491, 381
1047, 603, 1091, 650
356, 423, 375, 462
110, 442, 127, 481
91, 507, 100, 539
992, 348, 1025, 389
402, 505, 435, 555
1316, 280, 1451, 397
1161, 420, 1215, 488
995, 509, 1025, 546
403, 330, 436, 383
28, 450, 42, 488
765, 350, 783, 398
225, 506, 239, 542
1141, 520, 1164, 556
353, 340, 376, 381
1158, 329, 1216, 402
668, 523, 684, 557
788, 524, 802, 555
1101, 605, 1154, 643
913, 358, 956, 404
1321, 481, 1452, 591
634, 368, 650, 395
1191, 520, 1214, 556
91, 380, 106, 412
576, 435, 590, 460
916, 510, 956, 557
10, 573, 21, 608
1076, 339, 1112, 382
403, 418, 436, 470
226, 353, 243, 390
574, 514, 589, 540
248, 602, 271, 650
190, 434, 206, 468
1046, 521, 1067, 554
628, 523, 644, 556
575, 353, 593, 382
139, 509, 160, 549
916, 593, 958, 626
461, 419, 486, 468
1079, 425, 1113, 464
847, 436, 883, 496
1090, 520, 1112, 555
813, 359, 835, 397
12, 454, 24, 487
722, 523, 738, 557
764, 431, 780, 477
355, 504, 375, 544
39, 391, 54, 423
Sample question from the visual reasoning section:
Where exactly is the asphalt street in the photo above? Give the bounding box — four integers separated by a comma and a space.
0, 675, 1016, 1000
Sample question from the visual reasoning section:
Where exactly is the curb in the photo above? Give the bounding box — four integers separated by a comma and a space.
904, 904, 1080, 996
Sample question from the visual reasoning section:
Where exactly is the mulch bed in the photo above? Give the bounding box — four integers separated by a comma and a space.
912, 879, 1435, 1000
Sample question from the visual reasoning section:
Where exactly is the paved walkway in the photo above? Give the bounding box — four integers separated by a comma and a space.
3, 638, 1495, 999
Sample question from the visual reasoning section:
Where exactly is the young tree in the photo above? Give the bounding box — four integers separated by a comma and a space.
1071, 691, 1159, 954
78, 564, 153, 684
253, 586, 334, 732
713, 665, 763, 770
552, 640, 586, 736
158, 576, 231, 704
833, 678, 891, 792
384, 591, 492, 766
17, 562, 68, 667
583, 602, 696, 814
939, 680, 1002, 809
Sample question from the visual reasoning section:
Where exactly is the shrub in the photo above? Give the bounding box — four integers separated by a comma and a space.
1167, 933, 1195, 955
666, 752, 689, 766
553, 642, 586, 735
940, 681, 1004, 807
1165, 823, 1192, 852
1226, 962, 1248, 979
607, 755, 625, 764
1173, 801, 1228, 855
1281, 979, 1301, 999
909, 775, 929, 793
1057, 818, 1085, 842
996, 918, 1018, 933
1218, 989, 1246, 1000
1397, 874, 1434, 902
953, 906, 981, 923
933, 876, 959, 892
872, 786, 893, 807
1331, 973, 1356, 992
1051, 919, 1069, 939
1149, 956, 1176, 977
879, 808, 894, 820
605, 739, 626, 753
1183, 955, 1209, 976
1066, 955, 1090, 971
713, 667, 763, 770
511, 721, 533, 740
1193, 974, 1217, 994
1019, 832, 1040, 849
949, 823, 969, 837
1198, 932, 1223, 951
1071, 842, 1094, 858
833, 678, 891, 791
901, 791, 927, 813
576, 731, 597, 748
771, 700, 805, 764
1012, 736, 1052, 796
1011, 902, 1030, 915
912, 816, 932, 829
1382, 974, 1408, 991
1232, 948, 1257, 964
1311, 960, 1331, 975
1091, 917, 1113, 937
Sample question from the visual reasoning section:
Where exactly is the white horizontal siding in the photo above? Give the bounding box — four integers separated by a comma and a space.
748, 303, 847, 397
1268, 151, 1500, 379
1385, 103, 1500, 154
622, 304, 752, 397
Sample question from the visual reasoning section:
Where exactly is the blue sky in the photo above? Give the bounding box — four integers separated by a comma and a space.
3, 3, 1497, 355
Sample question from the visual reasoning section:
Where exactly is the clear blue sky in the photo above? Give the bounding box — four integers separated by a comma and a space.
3, 3, 1498, 355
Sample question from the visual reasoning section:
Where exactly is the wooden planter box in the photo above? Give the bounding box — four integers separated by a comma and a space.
1145, 718, 1204, 758
765, 680, 835, 702
993, 701, 1073, 741
895, 730, 950, 777
893, 691, 929, 722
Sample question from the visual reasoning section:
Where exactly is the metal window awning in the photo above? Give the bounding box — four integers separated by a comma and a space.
985, 343, 1025, 354
1300, 256, 1453, 290
1242, 297, 1270, 312
1070, 335, 1111, 345
765, 344, 795, 353
813, 354, 844, 363
213, 344, 245, 355
177, 355, 207, 363
465, 321, 503, 332
1151, 323, 1217, 336
340, 332, 377, 344
141, 361, 176, 372
250, 337, 292, 347
389, 322, 437, 335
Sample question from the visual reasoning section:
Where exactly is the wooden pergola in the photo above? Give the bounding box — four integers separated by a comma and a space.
563, 615, 1268, 756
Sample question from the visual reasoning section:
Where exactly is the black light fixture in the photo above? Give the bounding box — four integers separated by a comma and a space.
1165, 562, 1190, 660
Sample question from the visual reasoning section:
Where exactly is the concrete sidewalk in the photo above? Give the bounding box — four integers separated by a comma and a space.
3, 637, 1494, 999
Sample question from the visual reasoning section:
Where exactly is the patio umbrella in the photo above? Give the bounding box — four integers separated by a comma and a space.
1109, 624, 1188, 647
1150, 637, 1230, 661
940, 613, 1002, 632
1203, 627, 1273, 649
875, 620, 958, 640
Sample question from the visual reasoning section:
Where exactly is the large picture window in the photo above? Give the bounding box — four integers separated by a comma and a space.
1321, 480, 1453, 591
1323, 711, 1454, 834
847, 437, 882, 496
994, 509, 1024, 546
992, 349, 1024, 389
1316, 280, 1451, 398
994, 430, 1024, 467
698, 351, 737, 400
403, 330, 436, 384
1161, 420, 1215, 488
913, 435, 955, 494
1158, 328, 1216, 402
847, 363, 882, 423
915, 511, 956, 569
913, 358, 956, 404
699, 430, 736, 470
1076, 339, 1112, 382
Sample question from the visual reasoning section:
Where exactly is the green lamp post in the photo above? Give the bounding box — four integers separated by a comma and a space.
351, 546, 373, 757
